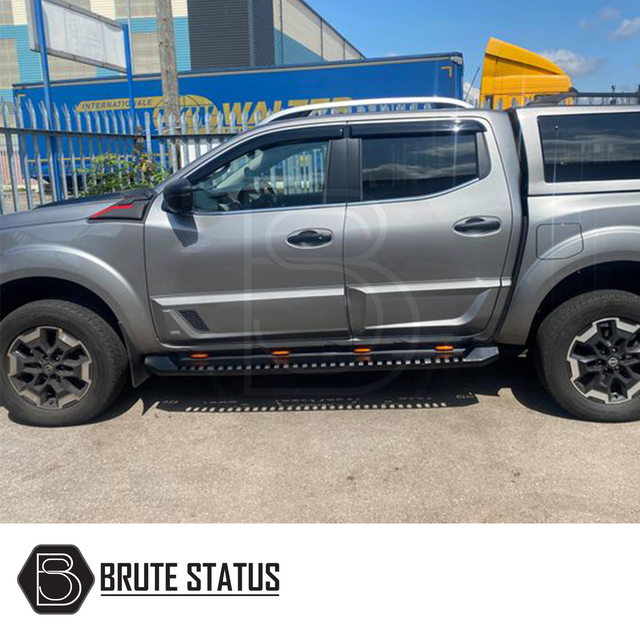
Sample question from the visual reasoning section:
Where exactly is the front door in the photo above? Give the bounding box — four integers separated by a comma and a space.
344, 119, 513, 339
145, 127, 349, 346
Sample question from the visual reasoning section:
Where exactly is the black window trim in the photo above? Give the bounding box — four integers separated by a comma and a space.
349, 120, 492, 205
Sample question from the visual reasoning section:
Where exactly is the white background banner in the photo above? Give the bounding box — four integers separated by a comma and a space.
1, 524, 637, 639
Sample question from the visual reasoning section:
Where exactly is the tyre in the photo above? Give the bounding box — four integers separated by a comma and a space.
0, 300, 128, 426
535, 290, 640, 422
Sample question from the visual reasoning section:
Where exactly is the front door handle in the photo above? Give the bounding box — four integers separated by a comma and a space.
453, 216, 502, 235
287, 229, 333, 248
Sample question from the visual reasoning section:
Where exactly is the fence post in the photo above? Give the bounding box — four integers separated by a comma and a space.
0, 144, 5, 214
179, 109, 188, 169
126, 111, 134, 170
144, 111, 153, 156
29, 100, 46, 205
93, 111, 104, 157
3, 100, 21, 211
168, 112, 178, 173
63, 104, 79, 198
75, 109, 88, 192
204, 108, 212, 153
84, 111, 96, 162
14, 97, 35, 210
53, 104, 68, 199
193, 111, 201, 159
156, 113, 167, 172
110, 109, 121, 158
101, 111, 112, 155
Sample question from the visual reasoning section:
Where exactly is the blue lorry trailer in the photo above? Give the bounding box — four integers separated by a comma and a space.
11, 53, 463, 180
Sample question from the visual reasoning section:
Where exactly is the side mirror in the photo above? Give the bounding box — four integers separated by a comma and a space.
162, 178, 193, 214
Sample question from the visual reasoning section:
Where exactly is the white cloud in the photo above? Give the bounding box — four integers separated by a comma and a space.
539, 49, 606, 77
579, 6, 620, 28
609, 17, 640, 40
599, 6, 621, 21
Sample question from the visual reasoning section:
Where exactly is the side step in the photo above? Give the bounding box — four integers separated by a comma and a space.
145, 346, 499, 377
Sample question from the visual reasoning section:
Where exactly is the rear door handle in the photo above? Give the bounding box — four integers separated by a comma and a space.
287, 229, 333, 248
453, 216, 502, 235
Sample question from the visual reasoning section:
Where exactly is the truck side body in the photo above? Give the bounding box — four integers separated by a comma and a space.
2, 101, 640, 425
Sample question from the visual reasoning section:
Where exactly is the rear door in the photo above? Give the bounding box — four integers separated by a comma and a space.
344, 118, 513, 339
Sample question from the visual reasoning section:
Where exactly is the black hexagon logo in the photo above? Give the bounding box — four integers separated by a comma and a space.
18, 545, 94, 614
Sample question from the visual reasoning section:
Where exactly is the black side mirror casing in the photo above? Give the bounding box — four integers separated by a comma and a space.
162, 178, 193, 214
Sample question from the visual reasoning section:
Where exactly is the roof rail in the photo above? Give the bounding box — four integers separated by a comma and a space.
260, 97, 474, 126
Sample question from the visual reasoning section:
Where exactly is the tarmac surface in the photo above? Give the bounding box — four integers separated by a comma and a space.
2, 357, 640, 523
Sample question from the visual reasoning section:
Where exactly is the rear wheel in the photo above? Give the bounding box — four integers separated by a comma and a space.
1, 300, 128, 426
536, 290, 640, 422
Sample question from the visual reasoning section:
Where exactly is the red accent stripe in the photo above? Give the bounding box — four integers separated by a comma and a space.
90, 203, 134, 219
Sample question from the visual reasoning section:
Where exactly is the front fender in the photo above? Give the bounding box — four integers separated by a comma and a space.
1, 222, 159, 355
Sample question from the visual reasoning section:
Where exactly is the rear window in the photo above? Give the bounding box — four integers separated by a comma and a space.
539, 112, 640, 183
361, 132, 480, 202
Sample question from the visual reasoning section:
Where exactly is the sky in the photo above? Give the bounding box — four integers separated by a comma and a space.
311, 0, 640, 93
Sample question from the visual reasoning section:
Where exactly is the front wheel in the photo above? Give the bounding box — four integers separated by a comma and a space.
1, 300, 128, 426
535, 290, 640, 423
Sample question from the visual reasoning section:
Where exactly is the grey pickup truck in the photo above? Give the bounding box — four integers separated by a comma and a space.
1, 97, 640, 426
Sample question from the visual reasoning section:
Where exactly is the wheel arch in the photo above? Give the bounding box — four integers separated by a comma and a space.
0, 277, 150, 387
499, 261, 640, 346
1, 276, 122, 335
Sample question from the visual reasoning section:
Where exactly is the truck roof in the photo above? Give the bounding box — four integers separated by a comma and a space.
12, 52, 464, 91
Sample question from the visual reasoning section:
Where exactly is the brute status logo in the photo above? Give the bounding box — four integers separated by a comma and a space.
18, 545, 95, 615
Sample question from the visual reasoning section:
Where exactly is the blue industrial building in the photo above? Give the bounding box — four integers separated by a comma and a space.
0, 0, 363, 103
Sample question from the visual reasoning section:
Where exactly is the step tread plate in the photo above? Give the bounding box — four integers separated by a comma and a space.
145, 347, 499, 376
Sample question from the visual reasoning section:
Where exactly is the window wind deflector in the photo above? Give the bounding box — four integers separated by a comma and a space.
351, 120, 486, 138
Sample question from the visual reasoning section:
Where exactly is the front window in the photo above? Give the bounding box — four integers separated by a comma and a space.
191, 139, 330, 213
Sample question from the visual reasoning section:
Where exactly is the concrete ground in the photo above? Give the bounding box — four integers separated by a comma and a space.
1, 357, 639, 523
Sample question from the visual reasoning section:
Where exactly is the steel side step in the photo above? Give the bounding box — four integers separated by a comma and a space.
144, 346, 499, 377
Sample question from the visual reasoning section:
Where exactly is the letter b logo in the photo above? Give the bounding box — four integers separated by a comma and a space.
18, 545, 94, 614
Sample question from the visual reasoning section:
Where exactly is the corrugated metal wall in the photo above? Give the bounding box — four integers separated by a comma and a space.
282, 0, 321, 61
274, 0, 363, 65
322, 22, 345, 61
251, 0, 275, 67
188, 0, 250, 69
